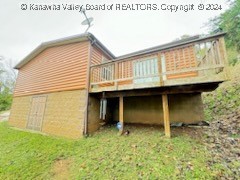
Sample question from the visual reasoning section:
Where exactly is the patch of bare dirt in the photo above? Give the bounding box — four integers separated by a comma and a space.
100, 123, 204, 139
51, 158, 72, 180
171, 126, 204, 139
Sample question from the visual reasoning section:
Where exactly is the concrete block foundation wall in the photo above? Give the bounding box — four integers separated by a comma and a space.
87, 93, 204, 132
9, 89, 87, 139
87, 96, 101, 133
9, 91, 204, 137
113, 93, 204, 125
9, 96, 31, 129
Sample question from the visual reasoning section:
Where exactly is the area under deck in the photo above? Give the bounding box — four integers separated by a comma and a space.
88, 81, 223, 138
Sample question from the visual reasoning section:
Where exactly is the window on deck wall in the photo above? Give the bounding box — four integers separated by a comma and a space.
101, 56, 113, 81
133, 57, 160, 83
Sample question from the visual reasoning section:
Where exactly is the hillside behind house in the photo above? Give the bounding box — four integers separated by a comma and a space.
202, 62, 240, 178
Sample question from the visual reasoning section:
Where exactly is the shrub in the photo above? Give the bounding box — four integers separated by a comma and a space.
0, 87, 12, 111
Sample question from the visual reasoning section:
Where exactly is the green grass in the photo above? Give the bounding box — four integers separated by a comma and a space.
0, 122, 224, 179
203, 63, 240, 121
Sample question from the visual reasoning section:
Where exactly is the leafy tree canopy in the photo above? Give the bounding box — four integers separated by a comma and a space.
208, 0, 240, 51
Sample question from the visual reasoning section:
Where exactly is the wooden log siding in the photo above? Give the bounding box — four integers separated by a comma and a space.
14, 41, 90, 97
91, 46, 111, 65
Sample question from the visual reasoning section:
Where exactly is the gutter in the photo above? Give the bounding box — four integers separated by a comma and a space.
87, 33, 115, 59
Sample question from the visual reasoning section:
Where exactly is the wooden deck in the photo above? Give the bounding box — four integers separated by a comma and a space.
89, 34, 228, 93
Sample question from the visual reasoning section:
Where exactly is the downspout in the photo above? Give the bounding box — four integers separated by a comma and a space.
83, 38, 93, 136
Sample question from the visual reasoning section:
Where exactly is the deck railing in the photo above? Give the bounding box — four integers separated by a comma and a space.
90, 35, 227, 92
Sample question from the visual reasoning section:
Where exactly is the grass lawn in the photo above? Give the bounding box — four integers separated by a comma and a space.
0, 111, 8, 115
0, 122, 223, 179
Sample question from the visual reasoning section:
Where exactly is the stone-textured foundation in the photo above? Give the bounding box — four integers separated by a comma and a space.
9, 89, 87, 139
87, 96, 101, 133
9, 91, 204, 137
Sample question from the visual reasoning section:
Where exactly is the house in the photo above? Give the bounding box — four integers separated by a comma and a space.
9, 32, 228, 138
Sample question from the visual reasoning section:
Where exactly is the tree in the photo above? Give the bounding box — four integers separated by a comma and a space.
173, 34, 192, 42
180, 34, 191, 39
0, 56, 17, 111
0, 87, 12, 111
0, 56, 17, 93
208, 0, 240, 51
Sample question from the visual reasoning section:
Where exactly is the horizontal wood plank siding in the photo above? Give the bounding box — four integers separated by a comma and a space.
14, 41, 90, 97
90, 45, 112, 86
91, 46, 111, 65
91, 46, 102, 65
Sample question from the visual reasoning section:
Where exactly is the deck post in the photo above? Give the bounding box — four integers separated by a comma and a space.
219, 37, 230, 80
119, 95, 124, 134
157, 53, 163, 86
162, 94, 171, 138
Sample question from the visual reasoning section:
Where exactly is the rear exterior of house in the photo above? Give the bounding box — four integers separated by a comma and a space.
9, 34, 114, 138
9, 32, 228, 138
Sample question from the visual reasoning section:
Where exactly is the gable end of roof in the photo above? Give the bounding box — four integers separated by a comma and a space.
15, 33, 115, 69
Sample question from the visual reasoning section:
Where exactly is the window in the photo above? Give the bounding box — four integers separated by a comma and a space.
101, 66, 113, 81
101, 56, 113, 81
133, 57, 159, 77
133, 57, 160, 83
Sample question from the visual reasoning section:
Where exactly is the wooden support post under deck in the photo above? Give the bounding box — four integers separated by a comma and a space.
162, 94, 171, 138
119, 96, 124, 134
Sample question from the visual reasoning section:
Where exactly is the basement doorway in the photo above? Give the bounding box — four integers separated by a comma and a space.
99, 97, 119, 125
27, 95, 47, 131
